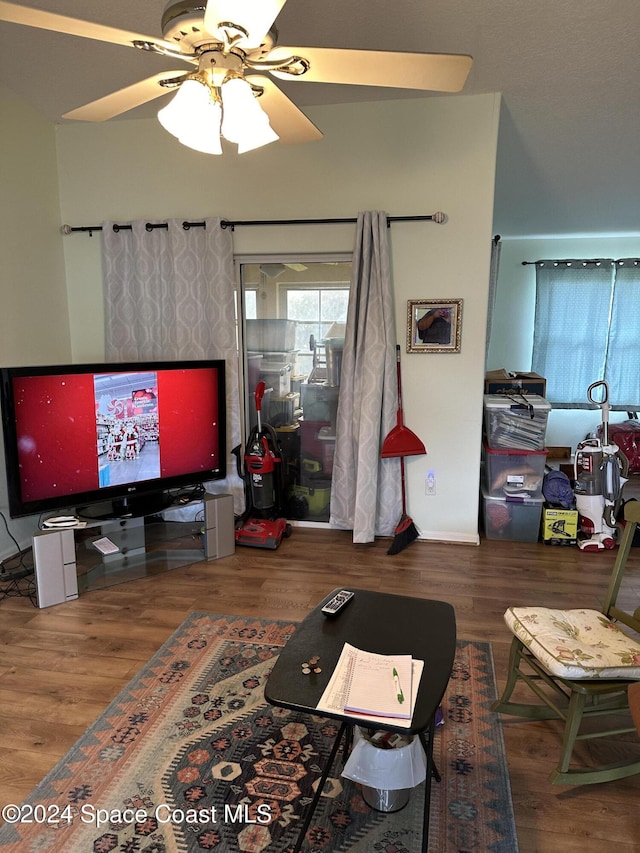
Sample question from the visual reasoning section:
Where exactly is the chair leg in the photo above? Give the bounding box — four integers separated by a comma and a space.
492, 636, 523, 705
491, 636, 562, 720
548, 689, 640, 785
556, 689, 586, 774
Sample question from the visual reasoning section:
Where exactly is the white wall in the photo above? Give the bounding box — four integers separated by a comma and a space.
0, 91, 502, 551
0, 85, 70, 365
489, 234, 640, 450
0, 84, 72, 555
55, 93, 500, 545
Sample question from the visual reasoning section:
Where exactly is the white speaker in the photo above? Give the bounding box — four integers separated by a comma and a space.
33, 529, 78, 608
203, 493, 235, 560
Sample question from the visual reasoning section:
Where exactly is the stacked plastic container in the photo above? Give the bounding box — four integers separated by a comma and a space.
246, 320, 301, 428
482, 394, 551, 541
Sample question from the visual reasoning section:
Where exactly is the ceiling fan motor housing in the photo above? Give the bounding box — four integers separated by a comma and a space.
161, 0, 276, 58
161, 1, 211, 51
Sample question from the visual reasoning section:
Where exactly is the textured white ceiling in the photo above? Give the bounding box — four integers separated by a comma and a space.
2, 0, 639, 237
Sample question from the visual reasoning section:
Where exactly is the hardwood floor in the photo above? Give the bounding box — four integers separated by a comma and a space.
1, 526, 639, 851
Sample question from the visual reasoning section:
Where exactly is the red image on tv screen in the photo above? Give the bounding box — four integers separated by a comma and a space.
12, 367, 221, 505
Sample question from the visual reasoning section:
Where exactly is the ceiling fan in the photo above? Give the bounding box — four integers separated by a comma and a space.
0, 0, 473, 153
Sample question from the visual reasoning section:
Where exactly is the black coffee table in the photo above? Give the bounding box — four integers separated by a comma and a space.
264, 588, 457, 853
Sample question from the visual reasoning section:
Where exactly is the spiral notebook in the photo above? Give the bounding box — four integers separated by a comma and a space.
317, 643, 422, 724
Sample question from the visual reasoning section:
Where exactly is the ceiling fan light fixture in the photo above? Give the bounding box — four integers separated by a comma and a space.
236, 124, 279, 153
158, 75, 223, 154
177, 100, 223, 155
220, 76, 279, 152
157, 76, 210, 138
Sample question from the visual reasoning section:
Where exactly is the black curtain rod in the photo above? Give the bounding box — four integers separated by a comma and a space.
522, 258, 640, 266
61, 212, 447, 236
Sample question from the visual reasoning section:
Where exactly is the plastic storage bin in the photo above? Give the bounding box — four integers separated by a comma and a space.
260, 361, 292, 396
482, 488, 543, 541
317, 426, 336, 475
293, 482, 331, 516
268, 391, 301, 427
301, 383, 340, 424
484, 394, 551, 451
246, 319, 297, 352
483, 443, 548, 498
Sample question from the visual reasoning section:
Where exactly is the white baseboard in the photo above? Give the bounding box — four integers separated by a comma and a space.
290, 519, 481, 546
417, 531, 481, 546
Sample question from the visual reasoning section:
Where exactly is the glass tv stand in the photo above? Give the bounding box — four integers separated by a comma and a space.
74, 515, 205, 594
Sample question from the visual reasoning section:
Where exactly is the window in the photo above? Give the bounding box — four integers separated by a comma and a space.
531, 259, 640, 409
244, 288, 257, 319
283, 286, 349, 375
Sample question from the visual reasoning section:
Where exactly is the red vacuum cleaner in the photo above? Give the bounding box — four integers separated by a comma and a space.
233, 381, 292, 550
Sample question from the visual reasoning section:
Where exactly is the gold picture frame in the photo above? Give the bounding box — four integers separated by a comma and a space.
407, 298, 463, 353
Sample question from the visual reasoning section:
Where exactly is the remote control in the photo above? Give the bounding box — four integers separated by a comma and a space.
322, 590, 354, 615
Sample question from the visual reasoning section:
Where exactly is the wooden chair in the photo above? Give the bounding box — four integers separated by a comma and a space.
492, 500, 640, 785
630, 681, 640, 734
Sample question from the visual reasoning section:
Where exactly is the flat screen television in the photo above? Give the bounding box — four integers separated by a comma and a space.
0, 359, 226, 520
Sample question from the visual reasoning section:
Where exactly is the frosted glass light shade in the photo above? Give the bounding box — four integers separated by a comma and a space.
237, 120, 279, 153
158, 79, 210, 137
158, 79, 223, 155
221, 77, 278, 151
178, 100, 223, 155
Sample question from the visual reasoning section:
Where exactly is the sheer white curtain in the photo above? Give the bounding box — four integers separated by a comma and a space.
330, 211, 401, 542
532, 260, 614, 408
605, 260, 640, 409
101, 217, 243, 505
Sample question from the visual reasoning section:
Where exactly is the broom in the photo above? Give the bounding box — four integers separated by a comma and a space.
387, 455, 419, 554
382, 346, 426, 555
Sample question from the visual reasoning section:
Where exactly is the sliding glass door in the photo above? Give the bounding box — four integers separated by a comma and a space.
239, 260, 350, 524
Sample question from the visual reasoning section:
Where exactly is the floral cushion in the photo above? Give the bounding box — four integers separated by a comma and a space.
504, 606, 640, 679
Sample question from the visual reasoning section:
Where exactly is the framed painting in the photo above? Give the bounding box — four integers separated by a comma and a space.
407, 298, 463, 353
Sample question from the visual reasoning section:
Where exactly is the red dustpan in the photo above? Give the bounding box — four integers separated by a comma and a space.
381, 346, 426, 458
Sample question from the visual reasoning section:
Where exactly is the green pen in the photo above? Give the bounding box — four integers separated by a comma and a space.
393, 667, 405, 704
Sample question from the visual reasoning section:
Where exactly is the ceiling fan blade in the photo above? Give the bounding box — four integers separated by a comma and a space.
204, 0, 287, 50
0, 0, 179, 53
63, 71, 188, 122
269, 46, 473, 93
245, 75, 322, 144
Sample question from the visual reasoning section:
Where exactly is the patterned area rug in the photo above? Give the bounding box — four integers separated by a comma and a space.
0, 612, 518, 852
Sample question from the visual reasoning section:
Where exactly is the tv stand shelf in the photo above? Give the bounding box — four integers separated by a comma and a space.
74, 515, 205, 594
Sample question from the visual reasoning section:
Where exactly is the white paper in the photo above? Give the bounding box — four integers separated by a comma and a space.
316, 643, 424, 728
92, 536, 120, 555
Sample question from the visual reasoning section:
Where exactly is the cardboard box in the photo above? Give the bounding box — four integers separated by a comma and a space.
542, 507, 578, 545
547, 446, 572, 461
485, 370, 546, 397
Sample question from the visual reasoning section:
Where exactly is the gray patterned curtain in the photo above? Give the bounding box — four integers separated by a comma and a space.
330, 211, 401, 542
101, 217, 243, 506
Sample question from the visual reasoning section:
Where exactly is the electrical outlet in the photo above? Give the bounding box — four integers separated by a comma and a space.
425, 470, 436, 496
